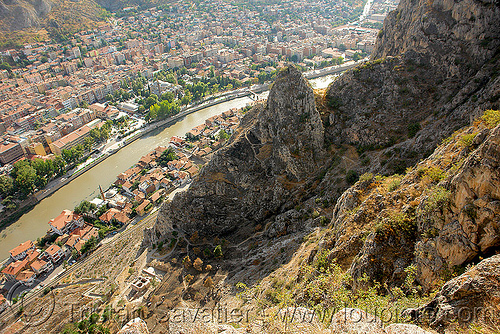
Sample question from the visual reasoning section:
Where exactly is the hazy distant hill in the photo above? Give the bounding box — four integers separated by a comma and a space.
0, 0, 158, 47
0, 0, 105, 46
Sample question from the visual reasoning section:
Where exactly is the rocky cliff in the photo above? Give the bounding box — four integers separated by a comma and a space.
324, 0, 500, 175
0, 0, 52, 31
321, 112, 500, 292
147, 66, 326, 243
410, 254, 500, 329
0, 0, 157, 44
0, 0, 111, 46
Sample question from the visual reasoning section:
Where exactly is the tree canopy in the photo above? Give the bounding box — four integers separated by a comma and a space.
157, 148, 178, 167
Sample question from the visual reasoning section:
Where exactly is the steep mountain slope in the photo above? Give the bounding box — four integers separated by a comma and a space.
0, 0, 108, 45
0, 0, 54, 31
140, 110, 500, 334
324, 0, 500, 175
324, 111, 500, 291
0, 0, 109, 31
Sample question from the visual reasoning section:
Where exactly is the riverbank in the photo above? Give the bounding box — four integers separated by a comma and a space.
0, 102, 245, 268
28, 89, 255, 204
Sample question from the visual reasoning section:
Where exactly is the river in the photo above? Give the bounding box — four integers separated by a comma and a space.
0, 75, 337, 261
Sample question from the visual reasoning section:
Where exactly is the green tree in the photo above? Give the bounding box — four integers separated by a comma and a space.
346, 170, 359, 185
13, 164, 37, 196
157, 148, 178, 166
144, 94, 158, 109
83, 137, 94, 151
217, 129, 230, 141
74, 200, 97, 215
352, 52, 362, 62
160, 91, 175, 103
181, 91, 192, 105
31, 158, 56, 180
97, 205, 108, 217
0, 175, 14, 197
0, 62, 11, 72
81, 236, 97, 254
53, 156, 66, 176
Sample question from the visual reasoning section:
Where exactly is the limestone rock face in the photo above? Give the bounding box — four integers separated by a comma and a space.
324, 0, 500, 175
373, 0, 500, 72
262, 66, 325, 180
414, 124, 500, 288
148, 66, 325, 243
316, 0, 500, 290
0, 0, 46, 30
410, 255, 500, 328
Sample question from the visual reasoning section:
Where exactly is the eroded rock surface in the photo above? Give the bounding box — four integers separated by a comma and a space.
147, 66, 326, 243
410, 255, 500, 329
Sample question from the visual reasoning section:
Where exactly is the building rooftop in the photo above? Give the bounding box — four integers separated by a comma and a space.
9, 240, 34, 258
48, 210, 81, 231
45, 244, 62, 256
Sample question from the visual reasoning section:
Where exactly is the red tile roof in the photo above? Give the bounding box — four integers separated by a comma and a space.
25, 249, 40, 263
30, 259, 48, 272
1, 259, 28, 277
9, 240, 34, 258
48, 210, 80, 231
16, 270, 36, 282
45, 244, 62, 256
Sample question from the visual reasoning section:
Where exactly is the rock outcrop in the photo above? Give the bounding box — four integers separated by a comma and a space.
324, 0, 500, 175
147, 66, 326, 243
320, 116, 500, 292
0, 0, 52, 30
410, 255, 500, 329
0, 0, 156, 37
0, 0, 108, 36
414, 121, 500, 288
